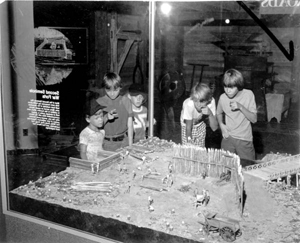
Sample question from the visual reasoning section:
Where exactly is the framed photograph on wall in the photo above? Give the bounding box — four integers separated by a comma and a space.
34, 26, 88, 65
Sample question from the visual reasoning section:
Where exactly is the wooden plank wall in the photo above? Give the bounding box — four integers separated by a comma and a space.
155, 21, 184, 84
94, 11, 110, 86
182, 24, 299, 103
117, 14, 147, 88
183, 25, 224, 90
93, 12, 299, 103
183, 25, 264, 90
264, 27, 299, 102
292, 28, 300, 103
93, 13, 147, 88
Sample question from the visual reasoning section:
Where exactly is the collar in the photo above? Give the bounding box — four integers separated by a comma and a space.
133, 106, 143, 112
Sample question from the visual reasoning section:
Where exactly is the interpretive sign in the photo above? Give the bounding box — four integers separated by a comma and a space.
27, 89, 60, 131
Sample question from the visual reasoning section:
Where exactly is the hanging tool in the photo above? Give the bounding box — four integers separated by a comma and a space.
133, 41, 144, 84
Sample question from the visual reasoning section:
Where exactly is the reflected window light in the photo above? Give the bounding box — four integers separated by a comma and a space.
160, 3, 172, 16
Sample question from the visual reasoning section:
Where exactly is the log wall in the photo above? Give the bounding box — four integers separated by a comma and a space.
182, 25, 299, 103
265, 27, 299, 102
93, 12, 299, 103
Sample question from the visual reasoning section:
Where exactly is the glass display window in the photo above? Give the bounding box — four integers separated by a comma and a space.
1, 1, 299, 242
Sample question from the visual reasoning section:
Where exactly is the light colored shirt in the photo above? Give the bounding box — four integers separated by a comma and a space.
79, 127, 105, 161
217, 89, 257, 141
132, 106, 148, 143
180, 97, 216, 125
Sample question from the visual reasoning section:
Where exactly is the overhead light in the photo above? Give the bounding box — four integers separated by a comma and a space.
160, 3, 172, 16
225, 19, 230, 24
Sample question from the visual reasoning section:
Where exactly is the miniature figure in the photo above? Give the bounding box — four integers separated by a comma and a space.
194, 189, 210, 207
218, 170, 231, 183
148, 196, 153, 205
132, 170, 136, 179
148, 205, 154, 212
168, 164, 173, 173
204, 190, 210, 206
201, 171, 207, 179
125, 185, 131, 193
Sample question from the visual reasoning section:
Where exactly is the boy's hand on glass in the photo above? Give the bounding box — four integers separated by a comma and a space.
153, 118, 157, 125
146, 118, 156, 127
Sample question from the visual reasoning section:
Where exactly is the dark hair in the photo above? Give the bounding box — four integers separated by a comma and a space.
85, 99, 106, 117
128, 84, 147, 103
190, 83, 212, 103
103, 72, 122, 90
223, 69, 244, 91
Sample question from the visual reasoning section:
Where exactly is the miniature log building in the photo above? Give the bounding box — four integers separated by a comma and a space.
69, 151, 122, 173
172, 144, 244, 214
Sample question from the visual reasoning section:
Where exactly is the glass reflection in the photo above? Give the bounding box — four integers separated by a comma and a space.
2, 1, 299, 243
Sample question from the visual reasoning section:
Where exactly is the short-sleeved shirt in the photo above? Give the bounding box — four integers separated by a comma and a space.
180, 97, 216, 125
217, 89, 257, 141
96, 89, 133, 137
79, 127, 105, 161
132, 106, 148, 143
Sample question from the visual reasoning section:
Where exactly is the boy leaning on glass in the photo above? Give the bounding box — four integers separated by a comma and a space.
79, 99, 107, 161
180, 83, 218, 147
127, 83, 156, 143
216, 69, 257, 161
96, 72, 134, 151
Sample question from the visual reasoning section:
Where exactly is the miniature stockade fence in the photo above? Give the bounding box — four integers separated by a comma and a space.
172, 144, 244, 214
69, 150, 122, 173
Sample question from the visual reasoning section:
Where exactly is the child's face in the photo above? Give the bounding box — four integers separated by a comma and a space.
130, 94, 144, 108
87, 110, 104, 128
194, 100, 208, 113
105, 87, 120, 100
224, 86, 239, 99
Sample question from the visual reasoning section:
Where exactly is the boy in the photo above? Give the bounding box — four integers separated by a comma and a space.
180, 83, 218, 147
79, 99, 106, 161
127, 84, 149, 143
96, 72, 133, 151
216, 69, 257, 161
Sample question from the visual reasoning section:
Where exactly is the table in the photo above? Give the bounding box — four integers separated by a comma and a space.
265, 92, 291, 123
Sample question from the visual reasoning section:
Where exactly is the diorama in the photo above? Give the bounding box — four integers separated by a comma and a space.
1, 1, 300, 243
9, 138, 300, 242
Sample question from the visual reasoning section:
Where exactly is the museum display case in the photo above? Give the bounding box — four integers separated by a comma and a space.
1, 1, 300, 243
0, 1, 187, 242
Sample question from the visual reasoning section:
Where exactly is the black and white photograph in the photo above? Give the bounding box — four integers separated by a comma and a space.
1, 1, 300, 243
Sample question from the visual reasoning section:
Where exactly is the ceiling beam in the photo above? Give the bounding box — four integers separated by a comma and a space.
169, 14, 300, 28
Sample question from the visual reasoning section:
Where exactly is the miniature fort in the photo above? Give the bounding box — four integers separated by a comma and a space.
10, 137, 300, 243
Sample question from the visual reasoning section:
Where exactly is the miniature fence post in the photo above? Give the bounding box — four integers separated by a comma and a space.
172, 145, 244, 216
